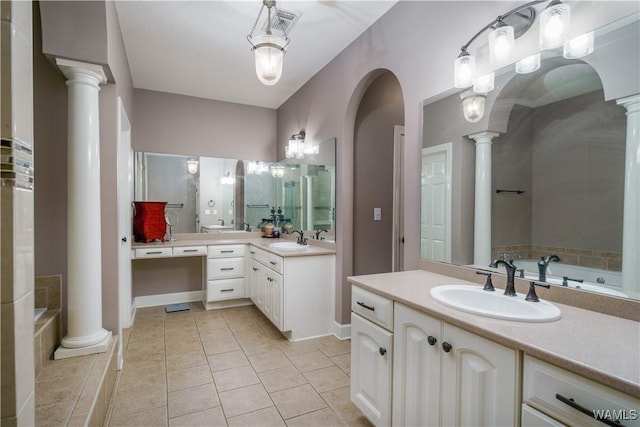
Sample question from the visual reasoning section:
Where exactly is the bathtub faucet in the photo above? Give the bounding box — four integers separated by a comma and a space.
537, 254, 561, 282
489, 259, 518, 297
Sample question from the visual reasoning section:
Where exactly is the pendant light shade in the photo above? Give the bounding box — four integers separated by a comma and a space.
461, 92, 486, 123
252, 34, 286, 86
515, 52, 541, 74
489, 21, 515, 66
539, 0, 570, 50
454, 51, 475, 89
563, 32, 594, 59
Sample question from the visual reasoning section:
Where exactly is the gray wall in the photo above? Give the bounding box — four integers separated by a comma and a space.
133, 89, 277, 162
353, 72, 404, 275
132, 258, 202, 297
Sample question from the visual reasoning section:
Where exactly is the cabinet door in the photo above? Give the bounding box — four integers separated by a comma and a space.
249, 259, 261, 303
441, 323, 518, 427
269, 273, 284, 331
392, 304, 441, 427
351, 313, 392, 427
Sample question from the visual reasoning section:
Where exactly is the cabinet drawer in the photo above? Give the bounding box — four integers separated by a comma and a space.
208, 244, 246, 258
134, 247, 172, 259
523, 356, 639, 427
351, 286, 393, 331
250, 246, 283, 274
207, 258, 245, 279
207, 278, 245, 301
173, 246, 207, 257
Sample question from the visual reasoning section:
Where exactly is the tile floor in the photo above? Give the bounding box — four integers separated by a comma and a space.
106, 302, 371, 427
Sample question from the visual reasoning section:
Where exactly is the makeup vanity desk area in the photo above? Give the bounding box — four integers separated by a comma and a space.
130, 233, 336, 341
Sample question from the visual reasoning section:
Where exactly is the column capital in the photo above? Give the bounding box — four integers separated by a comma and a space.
55, 58, 107, 85
468, 131, 500, 144
616, 94, 640, 114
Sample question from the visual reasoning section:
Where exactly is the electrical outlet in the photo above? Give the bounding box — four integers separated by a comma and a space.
205, 209, 211, 215
374, 207, 382, 221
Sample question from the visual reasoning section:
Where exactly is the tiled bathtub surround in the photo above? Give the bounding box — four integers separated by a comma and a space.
34, 276, 63, 380
106, 303, 367, 427
491, 244, 623, 271
35, 275, 62, 311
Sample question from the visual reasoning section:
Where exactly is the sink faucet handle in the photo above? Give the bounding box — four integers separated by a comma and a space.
516, 268, 525, 278
476, 271, 495, 292
526, 281, 551, 302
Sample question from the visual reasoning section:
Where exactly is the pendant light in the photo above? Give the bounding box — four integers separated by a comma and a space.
247, 1, 290, 86
461, 91, 486, 123
539, 0, 571, 50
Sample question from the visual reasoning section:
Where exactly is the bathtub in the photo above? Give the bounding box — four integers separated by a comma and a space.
515, 260, 626, 298
34, 307, 47, 322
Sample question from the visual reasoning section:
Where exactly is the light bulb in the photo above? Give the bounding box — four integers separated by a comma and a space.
540, 1, 570, 50
252, 34, 285, 86
489, 23, 514, 66
563, 32, 594, 59
454, 53, 475, 88
515, 53, 541, 74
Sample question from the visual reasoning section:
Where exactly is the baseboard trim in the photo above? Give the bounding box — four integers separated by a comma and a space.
332, 321, 351, 340
134, 291, 203, 309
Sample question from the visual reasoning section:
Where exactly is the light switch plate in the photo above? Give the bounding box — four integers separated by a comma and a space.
374, 207, 382, 221
205, 209, 211, 215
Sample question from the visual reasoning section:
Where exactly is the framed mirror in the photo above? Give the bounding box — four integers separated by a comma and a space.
421, 13, 639, 300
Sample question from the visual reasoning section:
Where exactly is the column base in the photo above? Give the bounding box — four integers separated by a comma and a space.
54, 330, 112, 360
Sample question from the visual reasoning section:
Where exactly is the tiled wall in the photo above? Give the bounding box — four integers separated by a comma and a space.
491, 244, 622, 271
34, 276, 62, 379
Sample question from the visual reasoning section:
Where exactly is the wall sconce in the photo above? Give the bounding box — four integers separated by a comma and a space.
460, 91, 486, 124
286, 131, 306, 159
187, 158, 199, 174
221, 172, 235, 185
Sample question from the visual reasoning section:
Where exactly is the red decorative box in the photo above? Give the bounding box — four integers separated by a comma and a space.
133, 201, 167, 243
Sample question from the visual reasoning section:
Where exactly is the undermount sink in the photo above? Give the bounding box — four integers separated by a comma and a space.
430, 285, 561, 322
269, 241, 309, 252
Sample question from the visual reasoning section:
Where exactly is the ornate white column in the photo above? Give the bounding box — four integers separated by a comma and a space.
54, 59, 111, 359
468, 131, 500, 267
616, 94, 640, 300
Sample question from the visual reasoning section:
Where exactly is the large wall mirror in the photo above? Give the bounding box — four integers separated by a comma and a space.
421, 13, 639, 300
134, 138, 336, 241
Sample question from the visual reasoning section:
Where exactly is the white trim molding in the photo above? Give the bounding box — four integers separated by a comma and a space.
332, 321, 351, 340
134, 290, 204, 309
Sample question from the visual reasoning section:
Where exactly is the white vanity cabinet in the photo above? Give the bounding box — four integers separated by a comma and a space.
522, 356, 640, 427
391, 302, 518, 427
204, 244, 246, 305
248, 245, 334, 341
350, 287, 393, 427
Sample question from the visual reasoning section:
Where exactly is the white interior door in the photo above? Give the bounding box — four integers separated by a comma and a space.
421, 143, 452, 262
117, 97, 133, 368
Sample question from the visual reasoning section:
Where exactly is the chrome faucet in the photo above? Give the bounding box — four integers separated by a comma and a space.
241, 222, 251, 232
292, 230, 307, 245
537, 255, 561, 282
217, 218, 225, 226
489, 259, 518, 296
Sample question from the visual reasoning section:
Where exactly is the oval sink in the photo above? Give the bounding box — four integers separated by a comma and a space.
430, 285, 561, 322
269, 241, 308, 252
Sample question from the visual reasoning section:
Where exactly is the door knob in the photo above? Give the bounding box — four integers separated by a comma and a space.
121, 236, 127, 243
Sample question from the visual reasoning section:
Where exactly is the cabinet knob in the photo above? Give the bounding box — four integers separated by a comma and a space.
379, 347, 387, 356
121, 236, 127, 243
442, 342, 452, 353
427, 336, 437, 346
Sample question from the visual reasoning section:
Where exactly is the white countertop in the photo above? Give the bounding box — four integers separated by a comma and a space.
348, 270, 640, 397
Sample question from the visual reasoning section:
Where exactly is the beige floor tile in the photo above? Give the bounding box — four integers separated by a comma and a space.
248, 350, 292, 373
169, 406, 227, 427
118, 362, 166, 391
37, 355, 96, 381
168, 364, 213, 392
343, 415, 374, 427
213, 365, 260, 392
304, 366, 350, 394
285, 408, 344, 426
199, 327, 235, 343
195, 317, 228, 332
123, 351, 165, 369
270, 384, 327, 420
168, 382, 220, 418
258, 366, 308, 393
278, 340, 319, 357
113, 383, 167, 417
240, 339, 282, 356
35, 400, 75, 426
35, 373, 88, 407
202, 338, 242, 356
321, 387, 361, 420
227, 317, 263, 332
227, 406, 286, 427
232, 327, 269, 343
289, 350, 334, 373
219, 384, 273, 418
167, 349, 208, 371
128, 337, 165, 353
109, 406, 168, 427
316, 340, 351, 358
165, 328, 199, 341
166, 336, 203, 355
330, 353, 351, 375
207, 350, 249, 372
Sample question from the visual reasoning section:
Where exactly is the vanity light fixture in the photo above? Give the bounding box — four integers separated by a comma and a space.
247, 0, 290, 86
563, 32, 594, 59
539, 0, 571, 50
515, 52, 541, 74
488, 19, 515, 67
473, 72, 495, 94
461, 91, 486, 124
271, 165, 285, 178
247, 161, 269, 175
285, 131, 306, 159
186, 158, 199, 174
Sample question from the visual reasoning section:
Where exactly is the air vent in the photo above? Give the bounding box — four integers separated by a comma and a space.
261, 7, 300, 36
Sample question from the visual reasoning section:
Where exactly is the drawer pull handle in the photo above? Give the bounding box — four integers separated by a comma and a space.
379, 347, 387, 356
183, 249, 199, 253
221, 250, 234, 253
220, 288, 235, 292
220, 267, 235, 271
146, 251, 163, 255
250, 251, 256, 254
269, 261, 277, 265
356, 301, 375, 311
427, 336, 437, 346
555, 393, 626, 427
442, 342, 452, 353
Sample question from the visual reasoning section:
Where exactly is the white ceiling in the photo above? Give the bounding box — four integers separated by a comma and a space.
114, 1, 397, 109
